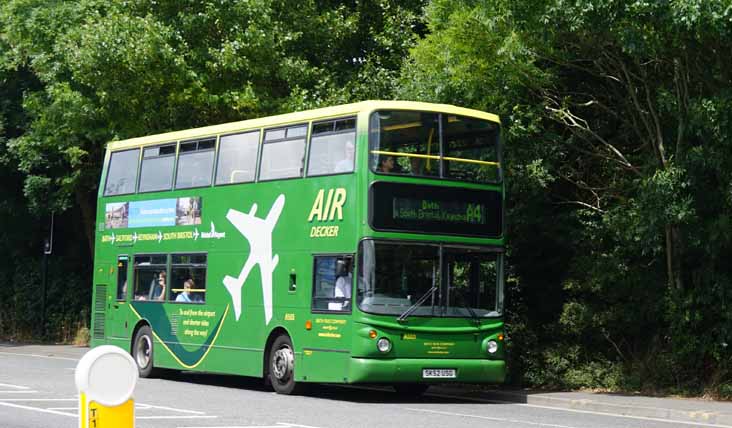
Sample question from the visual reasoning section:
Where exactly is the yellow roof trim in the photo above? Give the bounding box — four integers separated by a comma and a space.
105, 100, 500, 152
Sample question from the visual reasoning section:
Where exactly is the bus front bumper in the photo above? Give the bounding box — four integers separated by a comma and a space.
348, 357, 505, 384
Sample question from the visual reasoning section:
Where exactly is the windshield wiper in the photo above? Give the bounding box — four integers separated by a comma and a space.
397, 286, 437, 323
451, 287, 481, 325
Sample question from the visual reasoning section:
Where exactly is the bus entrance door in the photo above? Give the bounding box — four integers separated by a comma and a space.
108, 256, 130, 342
302, 255, 353, 382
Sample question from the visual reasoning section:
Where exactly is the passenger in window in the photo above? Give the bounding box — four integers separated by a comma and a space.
377, 156, 395, 173
334, 140, 355, 173
148, 271, 166, 301
409, 157, 423, 175
334, 259, 353, 303
176, 279, 202, 303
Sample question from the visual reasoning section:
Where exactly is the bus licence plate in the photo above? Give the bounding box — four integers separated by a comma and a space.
422, 369, 456, 378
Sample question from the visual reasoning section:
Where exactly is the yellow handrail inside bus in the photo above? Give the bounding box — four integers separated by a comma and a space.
426, 128, 434, 172
370, 150, 500, 167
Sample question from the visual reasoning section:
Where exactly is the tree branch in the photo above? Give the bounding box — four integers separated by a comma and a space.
544, 101, 643, 177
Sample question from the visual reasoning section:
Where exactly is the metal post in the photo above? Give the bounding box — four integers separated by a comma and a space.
41, 250, 47, 338
42, 212, 54, 339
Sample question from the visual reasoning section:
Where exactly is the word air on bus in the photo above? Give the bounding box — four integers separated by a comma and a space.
308, 188, 346, 238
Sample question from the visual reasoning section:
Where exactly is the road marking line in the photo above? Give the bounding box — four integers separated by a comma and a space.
0, 398, 76, 402
414, 397, 732, 428
0, 383, 31, 389
137, 402, 207, 414
0, 351, 78, 361
138, 415, 217, 420
178, 426, 284, 428
280, 424, 325, 428
177, 424, 323, 428
180, 426, 291, 428
0, 401, 76, 417
406, 407, 579, 428
0, 390, 38, 394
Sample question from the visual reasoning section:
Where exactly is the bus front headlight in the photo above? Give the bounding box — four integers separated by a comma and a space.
377, 338, 392, 353
487, 340, 498, 354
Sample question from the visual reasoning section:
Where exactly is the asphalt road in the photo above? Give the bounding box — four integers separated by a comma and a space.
0, 344, 723, 428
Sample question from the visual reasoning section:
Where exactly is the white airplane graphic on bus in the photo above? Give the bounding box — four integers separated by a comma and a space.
223, 194, 285, 324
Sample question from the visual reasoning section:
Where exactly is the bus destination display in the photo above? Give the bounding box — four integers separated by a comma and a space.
370, 182, 502, 237
392, 198, 486, 225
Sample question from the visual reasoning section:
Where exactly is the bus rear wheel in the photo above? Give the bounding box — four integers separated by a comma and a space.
268, 335, 302, 395
132, 325, 158, 378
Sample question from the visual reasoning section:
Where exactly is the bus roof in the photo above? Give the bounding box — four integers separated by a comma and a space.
106, 100, 500, 151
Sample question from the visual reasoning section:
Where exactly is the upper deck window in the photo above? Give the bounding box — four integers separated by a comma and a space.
307, 117, 356, 176
215, 130, 260, 185
369, 110, 501, 183
442, 115, 500, 182
104, 149, 139, 196
175, 138, 215, 189
139, 143, 176, 193
259, 124, 307, 181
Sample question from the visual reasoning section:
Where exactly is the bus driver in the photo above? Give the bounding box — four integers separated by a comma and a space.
334, 258, 352, 303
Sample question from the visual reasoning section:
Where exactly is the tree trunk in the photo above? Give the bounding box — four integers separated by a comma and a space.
665, 224, 684, 290
75, 189, 96, 259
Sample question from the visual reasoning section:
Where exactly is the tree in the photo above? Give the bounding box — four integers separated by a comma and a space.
401, 0, 732, 393
0, 0, 424, 255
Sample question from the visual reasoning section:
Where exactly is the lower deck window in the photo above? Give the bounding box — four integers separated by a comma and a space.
131, 253, 207, 303
312, 255, 353, 312
133, 255, 168, 301
170, 254, 207, 303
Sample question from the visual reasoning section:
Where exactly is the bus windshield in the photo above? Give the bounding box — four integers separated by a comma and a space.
357, 240, 503, 318
369, 110, 501, 183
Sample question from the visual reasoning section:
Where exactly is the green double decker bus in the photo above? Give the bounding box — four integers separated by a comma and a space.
91, 100, 506, 395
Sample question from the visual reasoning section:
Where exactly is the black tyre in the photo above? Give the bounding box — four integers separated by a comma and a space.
268, 335, 303, 395
132, 325, 158, 378
393, 383, 429, 396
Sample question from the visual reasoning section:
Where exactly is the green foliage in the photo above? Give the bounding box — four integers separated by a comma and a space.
1, 0, 425, 218
403, 0, 732, 394
523, 345, 626, 390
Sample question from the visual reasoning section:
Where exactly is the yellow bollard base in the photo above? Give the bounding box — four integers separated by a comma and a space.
81, 393, 135, 428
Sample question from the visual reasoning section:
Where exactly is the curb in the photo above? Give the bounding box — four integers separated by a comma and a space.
430, 387, 732, 427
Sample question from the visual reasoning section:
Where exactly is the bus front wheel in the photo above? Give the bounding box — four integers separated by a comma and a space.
132, 325, 157, 378
268, 335, 301, 395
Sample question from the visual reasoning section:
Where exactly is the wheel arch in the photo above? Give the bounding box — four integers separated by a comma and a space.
130, 319, 152, 354
263, 326, 292, 379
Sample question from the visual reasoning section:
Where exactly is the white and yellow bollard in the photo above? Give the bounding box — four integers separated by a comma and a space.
75, 345, 138, 428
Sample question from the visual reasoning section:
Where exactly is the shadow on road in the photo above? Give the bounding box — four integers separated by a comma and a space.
157, 370, 476, 404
